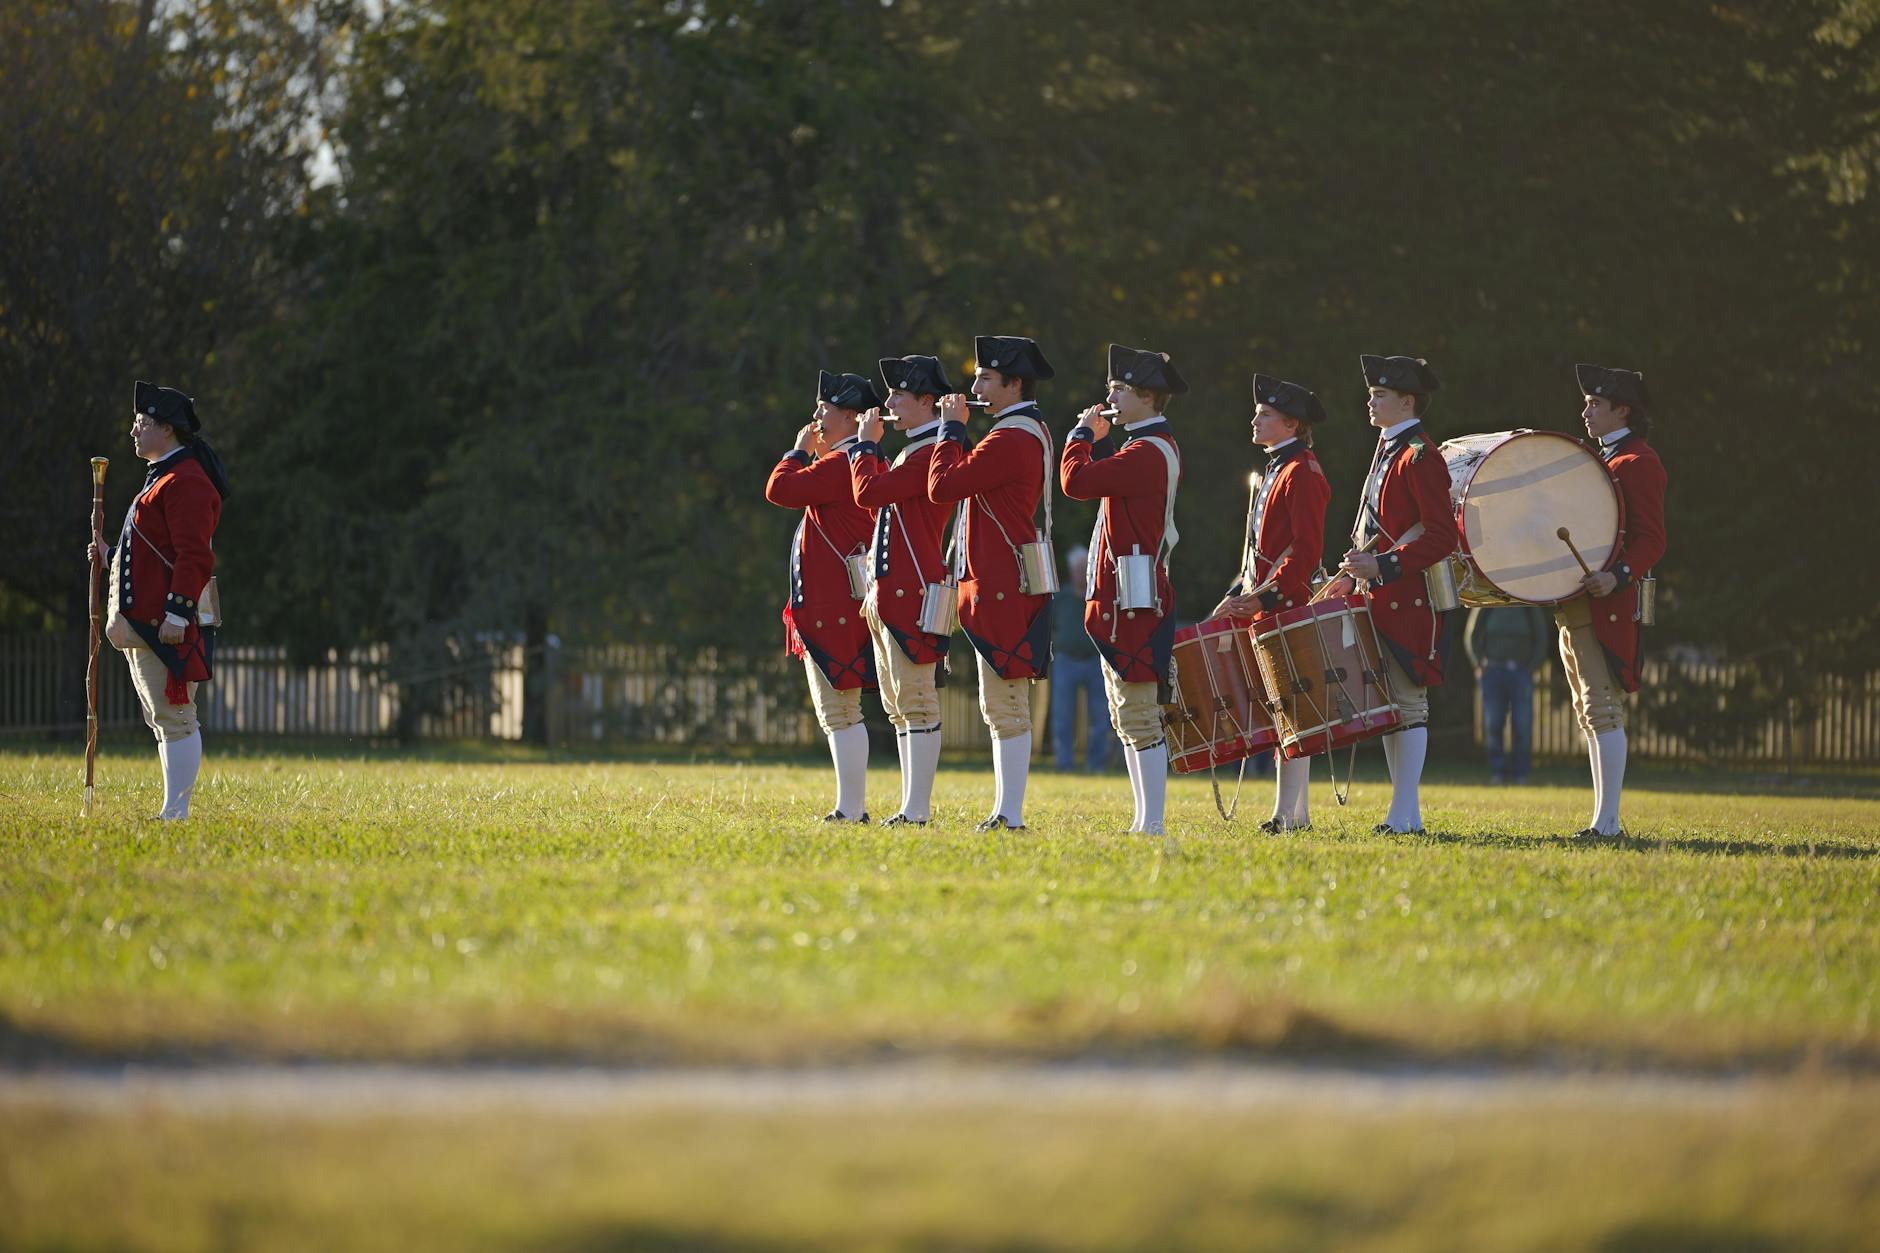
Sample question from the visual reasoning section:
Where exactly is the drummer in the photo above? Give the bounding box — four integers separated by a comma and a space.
1213, 373, 1331, 833
1062, 344, 1186, 836
1558, 363, 1668, 839
1325, 355, 1460, 836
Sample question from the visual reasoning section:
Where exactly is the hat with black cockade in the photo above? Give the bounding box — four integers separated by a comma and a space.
1574, 363, 1650, 412
1359, 354, 1441, 396
877, 355, 955, 398
134, 380, 199, 432
1107, 343, 1189, 395
1252, 373, 1327, 424
818, 370, 885, 412
974, 335, 1056, 381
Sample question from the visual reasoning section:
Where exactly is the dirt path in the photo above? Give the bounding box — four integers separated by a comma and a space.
0, 1059, 1799, 1117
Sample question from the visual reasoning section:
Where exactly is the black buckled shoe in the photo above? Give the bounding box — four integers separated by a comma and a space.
821, 810, 869, 824
879, 813, 929, 828
975, 815, 1026, 832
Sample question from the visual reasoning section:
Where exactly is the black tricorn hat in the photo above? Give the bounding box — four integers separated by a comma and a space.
1575, 363, 1651, 412
1252, 373, 1327, 424
1359, 354, 1441, 396
878, 355, 955, 397
974, 334, 1055, 381
1107, 343, 1189, 395
818, 369, 885, 412
133, 380, 199, 432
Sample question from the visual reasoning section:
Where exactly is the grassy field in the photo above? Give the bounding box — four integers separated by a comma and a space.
5, 1077, 1878, 1251
1, 739, 1874, 1068
3, 739, 1878, 1250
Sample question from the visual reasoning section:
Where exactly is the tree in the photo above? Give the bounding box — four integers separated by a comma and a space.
0, 0, 347, 729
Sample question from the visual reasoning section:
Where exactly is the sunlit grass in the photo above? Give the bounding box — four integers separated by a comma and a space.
2, 741, 1875, 1067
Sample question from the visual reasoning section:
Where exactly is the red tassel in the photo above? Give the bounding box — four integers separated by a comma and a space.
165, 671, 189, 705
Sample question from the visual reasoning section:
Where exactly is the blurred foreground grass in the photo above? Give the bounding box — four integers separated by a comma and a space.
1, 741, 1875, 1067
4, 1076, 1877, 1252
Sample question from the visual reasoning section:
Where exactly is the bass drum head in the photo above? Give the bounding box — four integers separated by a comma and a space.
1445, 431, 1619, 605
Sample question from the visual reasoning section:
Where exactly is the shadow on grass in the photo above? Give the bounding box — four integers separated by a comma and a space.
553, 1229, 1067, 1253
1598, 1221, 1784, 1253
546, 1228, 807, 1253
7, 736, 1878, 798
1417, 829, 1876, 860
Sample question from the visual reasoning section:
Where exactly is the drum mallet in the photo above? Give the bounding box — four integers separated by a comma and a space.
1556, 526, 1594, 577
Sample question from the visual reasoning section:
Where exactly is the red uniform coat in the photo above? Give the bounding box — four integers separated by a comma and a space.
1356, 422, 1461, 687
1230, 440, 1331, 621
1060, 421, 1181, 683
849, 425, 951, 666
1589, 431, 1668, 692
113, 449, 220, 697
926, 406, 1054, 680
766, 443, 877, 691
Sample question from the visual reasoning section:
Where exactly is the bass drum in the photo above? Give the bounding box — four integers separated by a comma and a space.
1438, 430, 1621, 607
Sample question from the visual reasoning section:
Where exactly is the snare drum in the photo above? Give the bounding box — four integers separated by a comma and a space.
1251, 595, 1402, 760
1162, 615, 1280, 775
1438, 430, 1621, 607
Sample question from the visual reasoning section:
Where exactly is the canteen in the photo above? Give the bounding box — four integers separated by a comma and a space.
1018, 538, 1059, 597
1115, 545, 1159, 612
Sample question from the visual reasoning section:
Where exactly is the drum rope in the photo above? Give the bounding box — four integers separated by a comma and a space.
1305, 602, 1377, 808
1210, 755, 1249, 822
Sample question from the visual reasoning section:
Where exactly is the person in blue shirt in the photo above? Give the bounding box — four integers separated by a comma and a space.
1048, 546, 1111, 771
1465, 604, 1551, 784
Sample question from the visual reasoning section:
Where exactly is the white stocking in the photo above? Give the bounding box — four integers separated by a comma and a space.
1136, 742, 1168, 835
894, 732, 912, 817
905, 728, 941, 822
1385, 726, 1427, 831
1583, 732, 1603, 831
831, 724, 870, 819
996, 733, 1032, 826
1593, 728, 1627, 835
1275, 754, 1311, 827
1123, 742, 1145, 832
161, 730, 201, 820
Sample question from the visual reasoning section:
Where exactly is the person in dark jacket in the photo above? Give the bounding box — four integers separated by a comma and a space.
1465, 605, 1550, 785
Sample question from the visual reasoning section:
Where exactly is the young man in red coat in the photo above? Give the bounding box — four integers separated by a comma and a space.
87, 381, 228, 820
1329, 355, 1461, 835
928, 334, 1056, 831
1213, 374, 1331, 833
1062, 343, 1186, 835
1558, 363, 1668, 838
766, 370, 883, 823
850, 355, 957, 826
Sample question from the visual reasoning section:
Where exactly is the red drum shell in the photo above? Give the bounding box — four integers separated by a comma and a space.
1251, 596, 1403, 759
1162, 615, 1280, 775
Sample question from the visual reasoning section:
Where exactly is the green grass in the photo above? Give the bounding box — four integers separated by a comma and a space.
4, 1080, 1878, 1251
2, 741, 1875, 1068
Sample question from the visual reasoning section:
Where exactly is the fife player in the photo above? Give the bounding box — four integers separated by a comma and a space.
1558, 363, 1668, 839
928, 335, 1057, 832
1213, 373, 1331, 833
1328, 355, 1460, 835
87, 381, 229, 821
766, 370, 884, 823
1061, 343, 1185, 836
850, 355, 957, 827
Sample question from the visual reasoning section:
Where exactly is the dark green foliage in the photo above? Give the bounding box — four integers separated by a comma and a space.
5, 0, 1876, 743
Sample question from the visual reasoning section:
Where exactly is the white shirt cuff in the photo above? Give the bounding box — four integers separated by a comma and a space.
164, 612, 190, 628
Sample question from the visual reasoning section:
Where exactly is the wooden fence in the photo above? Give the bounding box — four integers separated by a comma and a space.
3, 634, 1875, 766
